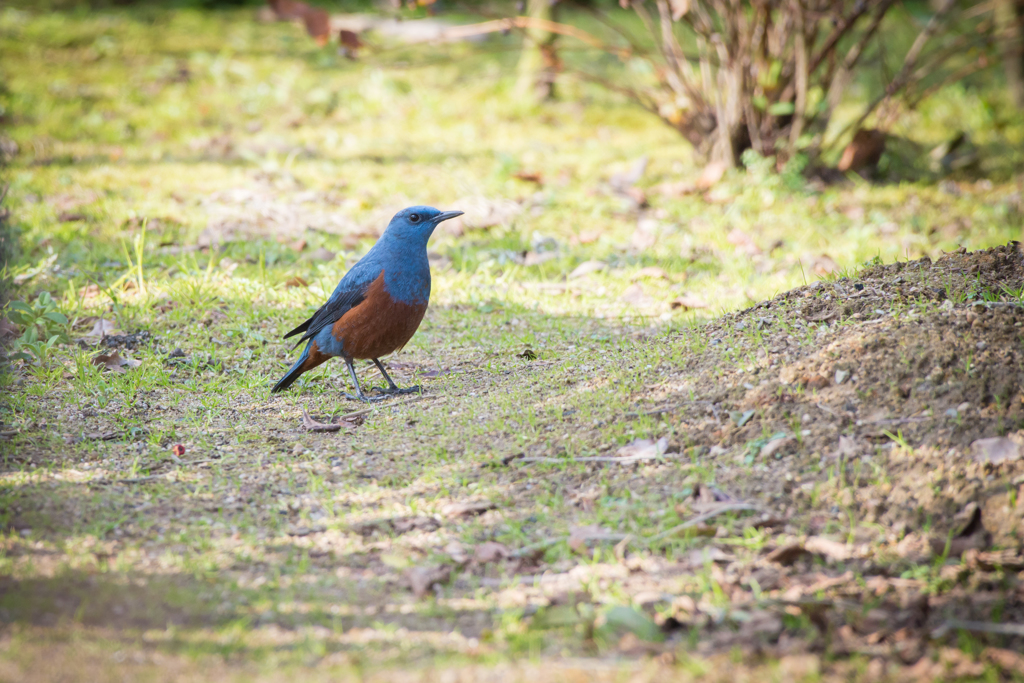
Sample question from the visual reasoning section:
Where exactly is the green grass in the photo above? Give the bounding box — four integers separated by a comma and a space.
1, 3, 1024, 681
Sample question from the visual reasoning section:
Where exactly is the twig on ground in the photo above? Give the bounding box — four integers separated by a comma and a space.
933, 620, 1024, 637
651, 503, 763, 541
510, 531, 630, 558
510, 506, 762, 558
303, 409, 342, 433
858, 416, 933, 426
516, 453, 687, 465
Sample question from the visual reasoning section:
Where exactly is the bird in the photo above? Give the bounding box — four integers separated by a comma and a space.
271, 206, 463, 400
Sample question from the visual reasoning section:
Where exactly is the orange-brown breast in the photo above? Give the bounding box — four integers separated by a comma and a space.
331, 272, 428, 360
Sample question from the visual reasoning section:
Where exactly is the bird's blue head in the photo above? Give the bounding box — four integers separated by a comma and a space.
382, 206, 463, 249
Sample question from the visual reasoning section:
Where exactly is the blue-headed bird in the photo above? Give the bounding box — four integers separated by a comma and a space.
272, 206, 462, 400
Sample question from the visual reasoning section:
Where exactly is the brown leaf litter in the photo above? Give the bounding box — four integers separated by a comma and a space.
91, 350, 141, 372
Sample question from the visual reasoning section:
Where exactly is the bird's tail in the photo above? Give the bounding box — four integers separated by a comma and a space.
272, 345, 311, 393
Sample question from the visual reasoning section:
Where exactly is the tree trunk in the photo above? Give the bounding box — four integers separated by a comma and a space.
515, 0, 559, 102
996, 0, 1024, 107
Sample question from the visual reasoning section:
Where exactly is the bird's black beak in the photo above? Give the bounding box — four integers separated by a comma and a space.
435, 210, 464, 223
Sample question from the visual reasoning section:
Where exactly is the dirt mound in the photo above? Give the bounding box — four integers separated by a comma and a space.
665, 243, 1024, 544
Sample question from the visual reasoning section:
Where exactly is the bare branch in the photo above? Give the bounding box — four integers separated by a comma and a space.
789, 0, 809, 150
849, 0, 959, 133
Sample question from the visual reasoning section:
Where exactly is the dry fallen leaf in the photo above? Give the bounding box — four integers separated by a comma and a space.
623, 186, 648, 207
92, 351, 141, 372
984, 647, 1024, 676
302, 7, 330, 46
766, 536, 851, 565
566, 524, 621, 553
472, 541, 510, 565
837, 128, 886, 173
633, 266, 669, 281
339, 29, 362, 56
512, 170, 543, 184
404, 564, 451, 598
444, 541, 469, 565
810, 254, 839, 276
630, 219, 658, 251
84, 318, 120, 339
760, 437, 794, 459
620, 283, 648, 306
667, 0, 690, 20
608, 156, 647, 191
268, 0, 311, 20
568, 260, 606, 279
670, 294, 708, 310
764, 543, 809, 565
442, 500, 496, 519
285, 276, 309, 288
681, 546, 734, 566
804, 536, 851, 562
656, 180, 698, 197
308, 247, 336, 262
78, 284, 101, 302
696, 160, 728, 190
523, 251, 557, 267
301, 410, 341, 433
616, 436, 669, 459
727, 228, 762, 257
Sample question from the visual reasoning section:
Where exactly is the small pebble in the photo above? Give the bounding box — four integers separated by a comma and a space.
976, 341, 988, 351
957, 402, 971, 413
945, 408, 959, 418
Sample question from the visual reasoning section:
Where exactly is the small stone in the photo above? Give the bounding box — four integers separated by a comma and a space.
291, 443, 305, 456
976, 341, 988, 351
945, 408, 959, 419
834, 369, 850, 384
972, 437, 1022, 464
957, 402, 971, 413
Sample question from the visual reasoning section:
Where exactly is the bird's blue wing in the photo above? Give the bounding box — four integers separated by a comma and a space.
282, 257, 384, 346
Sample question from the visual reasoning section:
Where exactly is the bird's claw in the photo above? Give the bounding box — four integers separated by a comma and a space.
382, 385, 422, 396
344, 392, 388, 403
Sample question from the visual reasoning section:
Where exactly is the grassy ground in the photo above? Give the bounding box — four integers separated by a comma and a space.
2, 4, 1024, 682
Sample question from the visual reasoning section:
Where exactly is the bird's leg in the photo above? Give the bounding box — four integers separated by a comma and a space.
344, 358, 386, 403
372, 358, 421, 395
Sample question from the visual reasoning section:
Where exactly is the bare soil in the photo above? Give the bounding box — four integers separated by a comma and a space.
4, 244, 1024, 682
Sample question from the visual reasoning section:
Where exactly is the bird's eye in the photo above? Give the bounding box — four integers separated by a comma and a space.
409, 213, 421, 224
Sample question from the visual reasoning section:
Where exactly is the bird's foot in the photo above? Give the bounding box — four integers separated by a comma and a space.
377, 385, 422, 396
344, 392, 388, 403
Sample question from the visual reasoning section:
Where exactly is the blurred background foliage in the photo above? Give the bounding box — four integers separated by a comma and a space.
0, 0, 1021, 324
